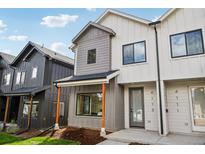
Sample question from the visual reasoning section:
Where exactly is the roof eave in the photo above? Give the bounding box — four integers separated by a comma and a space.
158, 8, 177, 21
96, 9, 150, 25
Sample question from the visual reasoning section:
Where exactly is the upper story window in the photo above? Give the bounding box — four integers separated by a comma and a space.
16, 72, 26, 85
31, 67, 38, 79
21, 72, 26, 84
3, 73, 11, 86
16, 72, 21, 85
170, 29, 204, 58
87, 49, 96, 64
123, 41, 146, 65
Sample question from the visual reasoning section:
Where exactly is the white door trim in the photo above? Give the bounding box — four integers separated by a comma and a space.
189, 86, 205, 132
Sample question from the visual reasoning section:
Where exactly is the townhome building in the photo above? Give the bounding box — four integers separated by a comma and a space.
0, 52, 15, 122
54, 8, 205, 136
0, 41, 74, 129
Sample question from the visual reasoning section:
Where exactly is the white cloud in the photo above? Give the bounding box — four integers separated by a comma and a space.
3, 35, 28, 41
151, 15, 161, 22
86, 8, 96, 12
41, 14, 79, 28
0, 20, 7, 32
50, 42, 74, 58
50, 42, 67, 54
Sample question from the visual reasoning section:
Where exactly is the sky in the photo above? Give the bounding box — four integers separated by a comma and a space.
0, 8, 169, 59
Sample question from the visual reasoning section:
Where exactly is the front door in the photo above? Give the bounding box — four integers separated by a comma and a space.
129, 88, 144, 128
190, 86, 205, 132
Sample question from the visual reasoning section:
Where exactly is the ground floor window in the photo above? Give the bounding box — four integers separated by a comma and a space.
52, 102, 65, 117
22, 96, 39, 118
76, 93, 102, 117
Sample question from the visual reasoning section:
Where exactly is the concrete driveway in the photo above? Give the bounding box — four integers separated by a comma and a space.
98, 129, 205, 145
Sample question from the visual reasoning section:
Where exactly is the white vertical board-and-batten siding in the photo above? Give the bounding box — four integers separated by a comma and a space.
158, 8, 205, 80
166, 80, 205, 134
98, 14, 158, 83
124, 83, 159, 131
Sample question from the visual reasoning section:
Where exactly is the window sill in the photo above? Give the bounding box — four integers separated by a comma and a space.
75, 115, 102, 119
170, 53, 205, 61
122, 61, 148, 68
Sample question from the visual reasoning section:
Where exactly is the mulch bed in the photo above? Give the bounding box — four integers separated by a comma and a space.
45, 127, 109, 145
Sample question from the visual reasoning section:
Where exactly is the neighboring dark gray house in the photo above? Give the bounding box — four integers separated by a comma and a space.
0, 41, 74, 129
0, 52, 15, 122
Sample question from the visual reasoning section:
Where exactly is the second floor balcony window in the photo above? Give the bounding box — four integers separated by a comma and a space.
123, 41, 146, 65
170, 29, 204, 58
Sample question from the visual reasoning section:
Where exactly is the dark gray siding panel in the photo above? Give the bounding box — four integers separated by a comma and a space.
13, 51, 46, 90
68, 77, 124, 131
17, 92, 45, 128
0, 58, 14, 93
76, 27, 111, 76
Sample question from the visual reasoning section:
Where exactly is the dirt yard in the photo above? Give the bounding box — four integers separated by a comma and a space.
45, 127, 108, 145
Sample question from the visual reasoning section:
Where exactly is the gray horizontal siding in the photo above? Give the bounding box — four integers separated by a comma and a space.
76, 27, 111, 76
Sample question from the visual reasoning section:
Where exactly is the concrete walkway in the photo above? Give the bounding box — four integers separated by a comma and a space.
98, 129, 205, 145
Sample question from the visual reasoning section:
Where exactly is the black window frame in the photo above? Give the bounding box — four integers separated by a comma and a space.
170, 29, 205, 58
122, 40, 147, 65
87, 49, 96, 64
76, 92, 102, 117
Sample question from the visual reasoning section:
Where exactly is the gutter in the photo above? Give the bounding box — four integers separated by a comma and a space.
149, 21, 164, 135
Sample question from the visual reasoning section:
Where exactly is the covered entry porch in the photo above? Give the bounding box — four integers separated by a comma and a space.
54, 70, 122, 136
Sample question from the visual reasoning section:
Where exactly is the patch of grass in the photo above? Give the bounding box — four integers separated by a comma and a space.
11, 137, 80, 145
0, 133, 23, 145
0, 133, 80, 145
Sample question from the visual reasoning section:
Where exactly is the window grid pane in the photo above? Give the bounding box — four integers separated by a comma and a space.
171, 34, 186, 57
186, 31, 203, 55
134, 42, 146, 62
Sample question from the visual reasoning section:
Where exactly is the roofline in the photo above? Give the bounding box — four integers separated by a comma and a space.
11, 41, 74, 66
158, 8, 177, 21
95, 9, 151, 25
72, 21, 116, 44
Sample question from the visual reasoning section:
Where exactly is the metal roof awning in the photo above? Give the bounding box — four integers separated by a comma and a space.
55, 70, 120, 87
1, 86, 51, 96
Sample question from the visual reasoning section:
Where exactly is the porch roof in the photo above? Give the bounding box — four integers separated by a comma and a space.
1, 85, 51, 96
55, 70, 120, 87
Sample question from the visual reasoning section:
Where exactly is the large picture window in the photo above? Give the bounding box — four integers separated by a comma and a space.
170, 29, 204, 58
76, 93, 102, 117
123, 41, 146, 65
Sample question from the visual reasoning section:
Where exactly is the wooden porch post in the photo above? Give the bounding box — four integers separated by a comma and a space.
54, 86, 61, 130
3, 96, 9, 129
27, 95, 33, 129
100, 82, 106, 136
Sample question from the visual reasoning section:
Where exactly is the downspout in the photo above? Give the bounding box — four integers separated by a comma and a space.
149, 21, 164, 135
